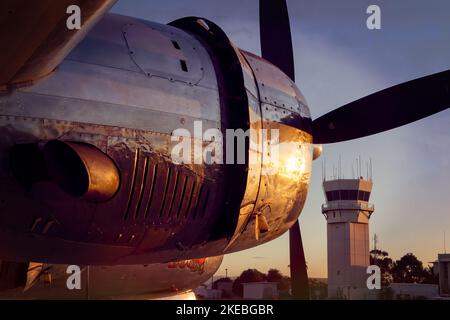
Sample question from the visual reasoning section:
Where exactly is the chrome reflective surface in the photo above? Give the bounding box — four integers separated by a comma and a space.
0, 256, 222, 299
0, 13, 314, 265
224, 51, 313, 253
43, 141, 120, 201
0, 14, 226, 264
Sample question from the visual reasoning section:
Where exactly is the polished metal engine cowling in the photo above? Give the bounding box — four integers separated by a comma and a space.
0, 14, 312, 265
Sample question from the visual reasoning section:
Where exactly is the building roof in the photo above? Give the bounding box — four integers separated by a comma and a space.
438, 253, 450, 261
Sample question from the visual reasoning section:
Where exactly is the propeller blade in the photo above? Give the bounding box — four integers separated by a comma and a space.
313, 70, 450, 144
289, 220, 309, 299
260, 0, 295, 81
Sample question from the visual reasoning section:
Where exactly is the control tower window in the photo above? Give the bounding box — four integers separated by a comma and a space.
327, 190, 369, 201
358, 191, 370, 201
349, 190, 358, 200
341, 190, 349, 200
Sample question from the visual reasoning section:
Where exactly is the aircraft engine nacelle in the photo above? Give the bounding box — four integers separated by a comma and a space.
0, 14, 312, 265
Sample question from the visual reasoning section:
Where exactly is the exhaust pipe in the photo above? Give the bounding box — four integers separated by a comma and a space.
11, 140, 120, 202
43, 141, 120, 202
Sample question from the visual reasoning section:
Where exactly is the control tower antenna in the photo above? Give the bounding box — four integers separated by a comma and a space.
373, 234, 379, 266
366, 160, 370, 181
321, 158, 324, 182
359, 155, 362, 178
445, 231, 447, 254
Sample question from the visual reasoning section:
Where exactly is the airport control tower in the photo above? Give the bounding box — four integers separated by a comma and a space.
322, 177, 374, 300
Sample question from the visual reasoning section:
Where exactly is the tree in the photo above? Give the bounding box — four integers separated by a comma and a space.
278, 276, 291, 292
422, 265, 439, 285
392, 253, 427, 283
309, 279, 327, 300
266, 269, 291, 292
370, 249, 394, 286
232, 269, 266, 297
266, 269, 283, 283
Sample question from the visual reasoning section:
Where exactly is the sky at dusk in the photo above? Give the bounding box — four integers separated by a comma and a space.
112, 0, 450, 278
